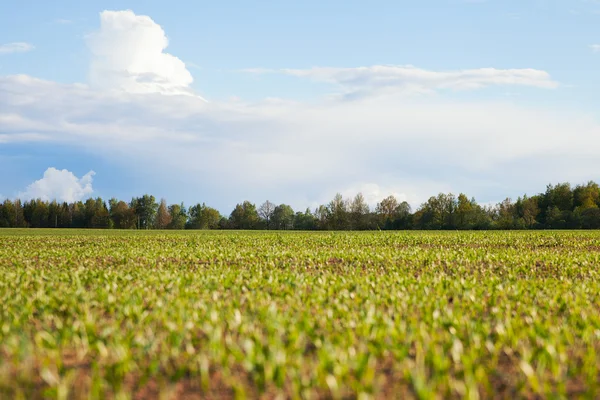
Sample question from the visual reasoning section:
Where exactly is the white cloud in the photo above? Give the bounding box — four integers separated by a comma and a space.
0, 9, 594, 211
19, 168, 95, 203
86, 10, 199, 97
591, 44, 600, 53
244, 65, 558, 99
0, 42, 34, 55
1, 73, 599, 210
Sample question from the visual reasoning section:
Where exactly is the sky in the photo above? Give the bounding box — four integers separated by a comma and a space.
1, 0, 600, 213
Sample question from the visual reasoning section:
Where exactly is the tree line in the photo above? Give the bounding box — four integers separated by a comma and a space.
2, 181, 600, 230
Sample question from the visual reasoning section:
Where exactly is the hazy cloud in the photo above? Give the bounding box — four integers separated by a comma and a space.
0, 42, 34, 55
244, 65, 559, 99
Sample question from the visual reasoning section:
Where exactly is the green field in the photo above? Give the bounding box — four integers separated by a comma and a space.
1, 230, 599, 399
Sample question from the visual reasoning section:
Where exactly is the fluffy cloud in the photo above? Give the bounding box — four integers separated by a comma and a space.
86, 10, 197, 96
591, 44, 600, 53
19, 168, 95, 202
245, 65, 558, 99
0, 42, 34, 55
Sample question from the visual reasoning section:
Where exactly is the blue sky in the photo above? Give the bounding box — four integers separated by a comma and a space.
1, 0, 599, 212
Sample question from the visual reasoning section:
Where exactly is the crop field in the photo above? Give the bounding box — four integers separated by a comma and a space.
1, 230, 600, 399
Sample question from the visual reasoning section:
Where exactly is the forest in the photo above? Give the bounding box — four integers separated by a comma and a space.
1, 181, 600, 230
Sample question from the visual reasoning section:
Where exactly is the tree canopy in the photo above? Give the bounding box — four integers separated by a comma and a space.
3, 181, 600, 230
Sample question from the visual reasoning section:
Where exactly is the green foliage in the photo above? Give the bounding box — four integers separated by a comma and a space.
188, 203, 221, 229
1, 230, 599, 398
154, 199, 172, 229
3, 180, 600, 231
167, 203, 187, 230
130, 194, 158, 229
271, 204, 295, 230
109, 200, 136, 229
229, 201, 260, 229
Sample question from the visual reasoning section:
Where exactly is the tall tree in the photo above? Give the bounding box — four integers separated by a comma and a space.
0, 200, 16, 227
294, 208, 317, 230
154, 199, 172, 229
110, 200, 136, 229
229, 201, 260, 229
314, 205, 329, 230
83, 198, 110, 228
376, 195, 399, 223
574, 181, 600, 210
327, 193, 348, 230
168, 203, 188, 229
514, 195, 540, 229
394, 201, 412, 229
349, 193, 369, 230
189, 203, 221, 229
131, 195, 158, 229
495, 198, 516, 229
456, 194, 473, 229
14, 199, 25, 228
258, 200, 275, 229
272, 204, 295, 230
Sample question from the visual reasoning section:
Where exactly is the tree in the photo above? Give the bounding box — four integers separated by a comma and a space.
272, 204, 295, 230
229, 201, 260, 229
415, 194, 457, 230
70, 201, 85, 228
581, 207, 600, 229
24, 199, 49, 228
131, 195, 158, 229
518, 196, 540, 229
0, 200, 16, 227
110, 200, 136, 229
376, 195, 399, 225
258, 200, 275, 229
294, 208, 317, 230
456, 194, 473, 230
349, 193, 369, 230
314, 205, 329, 230
13, 199, 25, 227
327, 193, 348, 230
83, 198, 110, 228
574, 181, 600, 210
545, 206, 564, 229
48, 201, 60, 228
154, 199, 172, 229
496, 198, 516, 229
189, 203, 221, 229
544, 183, 573, 212
168, 203, 188, 229
394, 201, 412, 229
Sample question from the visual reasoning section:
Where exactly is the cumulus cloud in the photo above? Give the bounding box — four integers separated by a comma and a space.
591, 44, 600, 53
0, 42, 34, 55
86, 10, 198, 96
244, 65, 559, 99
19, 168, 95, 202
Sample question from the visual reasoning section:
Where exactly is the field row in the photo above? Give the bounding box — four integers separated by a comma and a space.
1, 230, 599, 399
